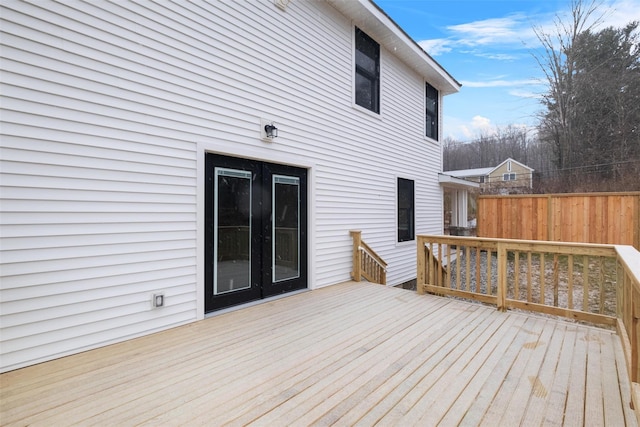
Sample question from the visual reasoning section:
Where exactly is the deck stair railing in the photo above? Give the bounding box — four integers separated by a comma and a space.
350, 230, 387, 285
423, 243, 448, 288
417, 234, 640, 422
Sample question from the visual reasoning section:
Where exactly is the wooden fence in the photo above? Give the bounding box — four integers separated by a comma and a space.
477, 192, 640, 250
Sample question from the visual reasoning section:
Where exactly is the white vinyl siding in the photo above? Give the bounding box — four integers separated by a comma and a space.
1, 0, 448, 372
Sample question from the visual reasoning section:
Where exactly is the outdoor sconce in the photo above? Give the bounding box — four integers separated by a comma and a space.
264, 123, 278, 139
274, 0, 291, 11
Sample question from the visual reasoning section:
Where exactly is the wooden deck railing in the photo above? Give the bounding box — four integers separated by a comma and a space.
417, 234, 640, 420
616, 245, 640, 416
350, 230, 387, 285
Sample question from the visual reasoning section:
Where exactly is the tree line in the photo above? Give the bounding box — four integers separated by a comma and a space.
444, 0, 640, 194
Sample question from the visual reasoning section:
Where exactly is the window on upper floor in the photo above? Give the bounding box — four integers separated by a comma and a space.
397, 178, 415, 242
355, 27, 380, 114
426, 83, 439, 140
503, 173, 517, 181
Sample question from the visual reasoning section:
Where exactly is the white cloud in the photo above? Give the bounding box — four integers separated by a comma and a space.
603, 0, 640, 28
461, 78, 540, 88
471, 115, 493, 131
418, 39, 453, 56
418, 0, 640, 58
444, 115, 538, 141
443, 115, 494, 140
475, 52, 520, 61
432, 0, 640, 139
418, 14, 539, 57
455, 116, 494, 140
446, 16, 524, 45
509, 88, 543, 99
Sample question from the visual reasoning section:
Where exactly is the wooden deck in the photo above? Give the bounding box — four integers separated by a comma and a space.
1, 281, 636, 426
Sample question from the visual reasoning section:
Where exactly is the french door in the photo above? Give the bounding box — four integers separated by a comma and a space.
204, 154, 307, 312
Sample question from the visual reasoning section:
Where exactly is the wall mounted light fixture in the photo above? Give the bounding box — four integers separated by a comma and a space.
274, 0, 291, 11
264, 123, 278, 139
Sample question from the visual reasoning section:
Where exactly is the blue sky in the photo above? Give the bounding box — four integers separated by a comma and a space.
374, 0, 640, 141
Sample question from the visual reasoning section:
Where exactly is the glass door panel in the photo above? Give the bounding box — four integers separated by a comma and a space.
214, 168, 252, 295
272, 175, 300, 282
205, 153, 307, 312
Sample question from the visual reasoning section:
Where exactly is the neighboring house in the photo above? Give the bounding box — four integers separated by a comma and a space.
447, 158, 534, 193
0, 0, 460, 372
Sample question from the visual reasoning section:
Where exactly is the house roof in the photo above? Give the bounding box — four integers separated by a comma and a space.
446, 167, 494, 178
494, 157, 535, 172
326, 0, 461, 96
445, 158, 535, 178
438, 173, 481, 189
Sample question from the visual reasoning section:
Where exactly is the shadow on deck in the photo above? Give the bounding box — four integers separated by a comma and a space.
0, 281, 636, 426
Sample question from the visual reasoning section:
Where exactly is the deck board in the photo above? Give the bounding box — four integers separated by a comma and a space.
0, 281, 635, 426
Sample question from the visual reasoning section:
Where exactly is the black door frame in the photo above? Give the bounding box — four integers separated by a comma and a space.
204, 153, 307, 313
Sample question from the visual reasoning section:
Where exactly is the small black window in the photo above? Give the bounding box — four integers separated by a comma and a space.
355, 27, 380, 114
426, 83, 439, 140
397, 178, 415, 242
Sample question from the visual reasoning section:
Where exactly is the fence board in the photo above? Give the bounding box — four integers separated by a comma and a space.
478, 193, 640, 250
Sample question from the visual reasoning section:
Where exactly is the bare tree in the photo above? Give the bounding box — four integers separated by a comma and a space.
532, 0, 606, 176
443, 126, 544, 173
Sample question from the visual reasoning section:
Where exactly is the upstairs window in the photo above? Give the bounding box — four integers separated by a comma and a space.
355, 27, 380, 114
397, 178, 415, 242
503, 173, 517, 181
426, 83, 439, 140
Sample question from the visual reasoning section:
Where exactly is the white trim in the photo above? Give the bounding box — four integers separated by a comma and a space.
205, 288, 310, 318
438, 173, 480, 189
196, 140, 317, 311
306, 165, 317, 290
328, 0, 460, 95
196, 146, 205, 321
492, 157, 534, 174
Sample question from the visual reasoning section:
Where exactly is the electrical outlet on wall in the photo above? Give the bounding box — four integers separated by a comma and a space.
152, 292, 165, 308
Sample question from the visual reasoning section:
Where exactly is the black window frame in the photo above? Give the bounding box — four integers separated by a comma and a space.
397, 178, 415, 242
355, 27, 380, 114
426, 82, 439, 140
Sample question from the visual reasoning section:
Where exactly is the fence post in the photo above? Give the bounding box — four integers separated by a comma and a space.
497, 242, 507, 312
350, 230, 362, 282
546, 194, 553, 241
635, 194, 640, 251
417, 236, 425, 295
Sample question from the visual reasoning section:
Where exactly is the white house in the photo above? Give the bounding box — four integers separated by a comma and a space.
446, 158, 534, 193
0, 0, 460, 372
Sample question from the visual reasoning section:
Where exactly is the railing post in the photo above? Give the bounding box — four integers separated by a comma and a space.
497, 242, 507, 312
617, 259, 624, 320
417, 236, 425, 295
629, 291, 640, 383
350, 230, 362, 282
